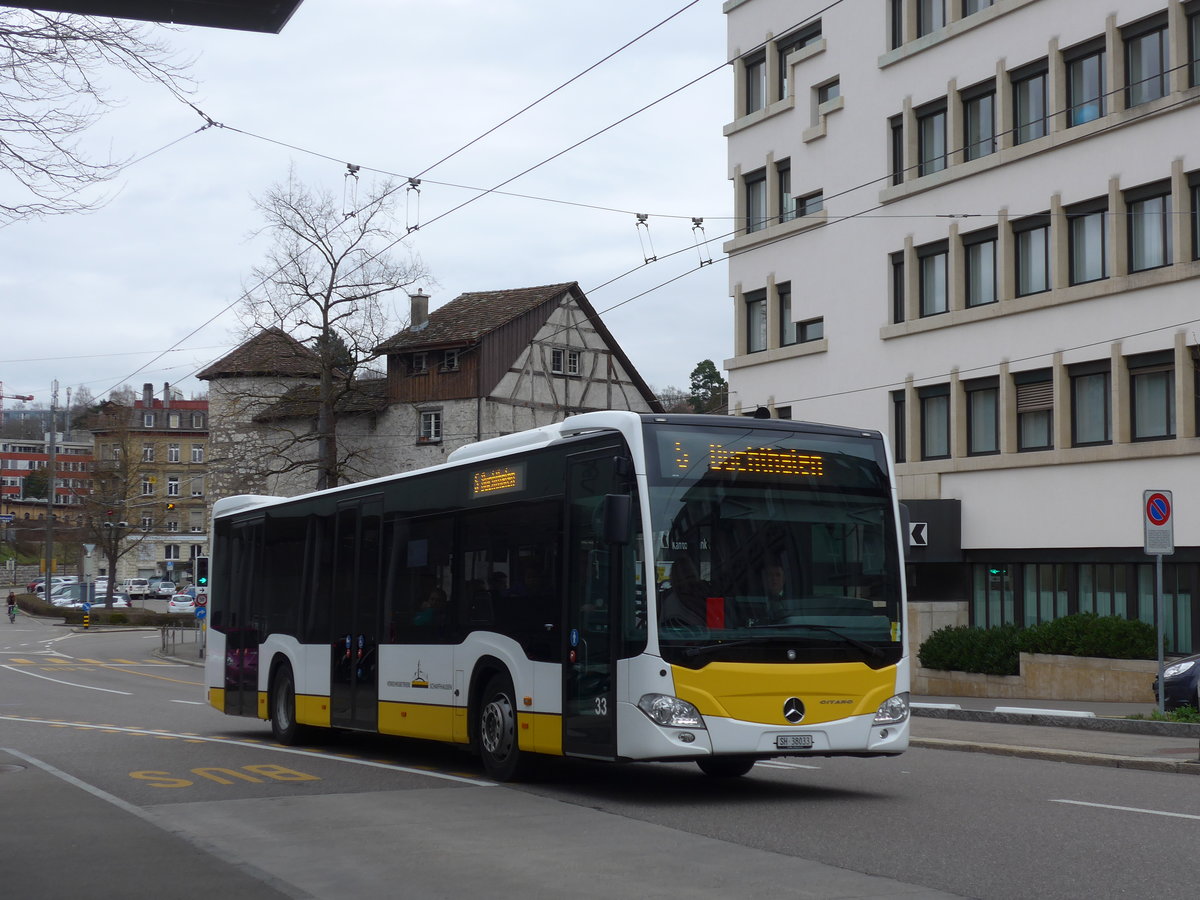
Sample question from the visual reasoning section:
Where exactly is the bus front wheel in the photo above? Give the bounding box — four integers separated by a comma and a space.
478, 673, 531, 781
270, 663, 311, 746
696, 757, 756, 778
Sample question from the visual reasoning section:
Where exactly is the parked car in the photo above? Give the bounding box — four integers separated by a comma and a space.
1153, 652, 1200, 712
71, 595, 130, 609
167, 594, 196, 613
154, 581, 177, 599
33, 576, 72, 594
125, 578, 151, 598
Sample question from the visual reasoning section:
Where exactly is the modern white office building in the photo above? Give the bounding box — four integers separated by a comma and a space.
723, 0, 1200, 653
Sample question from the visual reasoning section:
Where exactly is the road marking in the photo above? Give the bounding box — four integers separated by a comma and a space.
171, 700, 205, 705
0, 665, 132, 695
1051, 799, 1200, 821
0, 714, 496, 786
756, 761, 822, 770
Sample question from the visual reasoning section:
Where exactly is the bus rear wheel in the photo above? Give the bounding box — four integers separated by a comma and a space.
478, 673, 532, 781
696, 757, 756, 778
270, 663, 312, 746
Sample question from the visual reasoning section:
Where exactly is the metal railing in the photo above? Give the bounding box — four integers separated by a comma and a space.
161, 621, 206, 660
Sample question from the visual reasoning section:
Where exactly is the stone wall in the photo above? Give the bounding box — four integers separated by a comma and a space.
915, 653, 1158, 702
906, 599, 968, 659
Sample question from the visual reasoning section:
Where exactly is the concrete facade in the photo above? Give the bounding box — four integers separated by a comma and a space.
724, 0, 1200, 653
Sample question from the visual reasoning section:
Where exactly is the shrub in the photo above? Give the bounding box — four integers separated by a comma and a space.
919, 613, 1158, 674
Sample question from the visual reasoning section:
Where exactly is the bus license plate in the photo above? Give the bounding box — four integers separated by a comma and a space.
776, 734, 813, 749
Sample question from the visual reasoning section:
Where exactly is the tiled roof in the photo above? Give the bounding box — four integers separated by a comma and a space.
374, 283, 576, 353
253, 378, 389, 422
197, 328, 323, 379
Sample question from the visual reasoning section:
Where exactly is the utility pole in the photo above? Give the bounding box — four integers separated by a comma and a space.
44, 381, 58, 583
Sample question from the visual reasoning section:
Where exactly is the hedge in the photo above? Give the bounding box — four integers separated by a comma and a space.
917, 613, 1158, 676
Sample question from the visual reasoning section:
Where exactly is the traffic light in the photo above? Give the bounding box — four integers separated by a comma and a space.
166, 502, 176, 511
195, 556, 209, 588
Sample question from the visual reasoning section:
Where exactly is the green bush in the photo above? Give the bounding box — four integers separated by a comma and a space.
918, 613, 1157, 675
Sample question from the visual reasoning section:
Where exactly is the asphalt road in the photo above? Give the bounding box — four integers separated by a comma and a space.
2, 615, 1196, 899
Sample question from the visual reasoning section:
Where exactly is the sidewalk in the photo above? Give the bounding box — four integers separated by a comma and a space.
911, 694, 1200, 775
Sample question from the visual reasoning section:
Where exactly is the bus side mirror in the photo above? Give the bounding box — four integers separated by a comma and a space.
602, 494, 633, 545
899, 503, 911, 559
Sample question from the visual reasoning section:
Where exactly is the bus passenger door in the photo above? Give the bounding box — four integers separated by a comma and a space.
330, 497, 382, 732
224, 518, 263, 718
563, 452, 621, 760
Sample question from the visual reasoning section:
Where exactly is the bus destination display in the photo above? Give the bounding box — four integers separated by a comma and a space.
471, 463, 525, 498
671, 440, 824, 477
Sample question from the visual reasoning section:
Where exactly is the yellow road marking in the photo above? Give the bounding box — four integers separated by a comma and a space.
9, 658, 34, 665
110, 658, 138, 664
47, 658, 71, 665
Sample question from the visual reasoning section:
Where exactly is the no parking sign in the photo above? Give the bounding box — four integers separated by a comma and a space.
1143, 490, 1174, 555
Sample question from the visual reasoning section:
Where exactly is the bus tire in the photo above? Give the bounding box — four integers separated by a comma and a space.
477, 672, 532, 781
270, 663, 311, 746
696, 757, 756, 778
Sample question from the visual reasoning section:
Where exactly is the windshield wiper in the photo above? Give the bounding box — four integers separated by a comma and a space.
748, 623, 885, 659
681, 625, 884, 660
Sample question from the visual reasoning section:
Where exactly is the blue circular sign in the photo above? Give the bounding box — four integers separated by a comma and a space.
195, 606, 207, 621
569, 628, 579, 648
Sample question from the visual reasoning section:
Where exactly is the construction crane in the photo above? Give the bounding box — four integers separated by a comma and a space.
0, 382, 35, 420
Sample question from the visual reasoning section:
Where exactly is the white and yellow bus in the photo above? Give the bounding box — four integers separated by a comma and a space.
205, 411, 910, 780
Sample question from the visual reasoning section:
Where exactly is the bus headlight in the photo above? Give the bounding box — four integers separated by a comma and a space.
637, 694, 706, 728
873, 692, 909, 725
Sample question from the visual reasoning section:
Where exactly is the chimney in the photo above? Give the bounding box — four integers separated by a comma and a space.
162, 383, 171, 408
410, 290, 429, 330
142, 383, 153, 407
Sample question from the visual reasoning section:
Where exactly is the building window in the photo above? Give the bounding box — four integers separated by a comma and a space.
419, 411, 442, 444
966, 380, 1000, 455
1191, 8, 1200, 87
191, 413, 204, 428
191, 444, 204, 463
1071, 365, 1111, 446
141, 477, 154, 496
1013, 65, 1048, 144
1129, 353, 1175, 441
1014, 216, 1050, 296
1125, 19, 1169, 108
744, 51, 766, 114
1066, 43, 1106, 126
891, 251, 906, 324
920, 386, 950, 459
745, 289, 767, 353
917, 103, 947, 176
143, 413, 155, 428
1127, 185, 1172, 271
141, 443, 154, 462
168, 412, 180, 429
1023, 564, 1069, 626
1079, 563, 1128, 618
1067, 200, 1108, 285
139, 515, 152, 531
167, 476, 180, 497
168, 442, 181, 463
441, 349, 460, 371
918, 0, 945, 36
798, 318, 824, 342
972, 564, 1016, 628
777, 161, 794, 223
891, 390, 906, 463
166, 520, 179, 533
918, 242, 948, 317
410, 352, 427, 374
817, 78, 840, 106
889, 115, 904, 185
778, 283, 796, 346
777, 23, 821, 99
962, 0, 993, 14
1015, 370, 1054, 450
963, 228, 997, 307
190, 476, 204, 497
797, 190, 823, 216
962, 84, 995, 160
164, 545, 180, 561
550, 348, 581, 375
744, 169, 767, 233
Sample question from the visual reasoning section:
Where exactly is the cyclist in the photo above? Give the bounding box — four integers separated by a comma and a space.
6, 591, 16, 623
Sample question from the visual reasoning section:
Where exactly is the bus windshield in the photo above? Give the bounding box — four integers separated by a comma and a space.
644, 422, 902, 668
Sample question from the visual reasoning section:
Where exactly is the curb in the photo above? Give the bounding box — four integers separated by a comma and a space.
154, 649, 205, 668
911, 737, 1200, 775
911, 705, 1200, 738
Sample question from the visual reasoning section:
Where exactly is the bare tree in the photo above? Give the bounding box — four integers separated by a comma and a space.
0, 10, 193, 223
236, 170, 426, 490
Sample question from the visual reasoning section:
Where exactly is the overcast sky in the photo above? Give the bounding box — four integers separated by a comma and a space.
0, 0, 733, 411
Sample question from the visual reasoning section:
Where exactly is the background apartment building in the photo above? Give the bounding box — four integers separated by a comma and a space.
724, 0, 1199, 653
